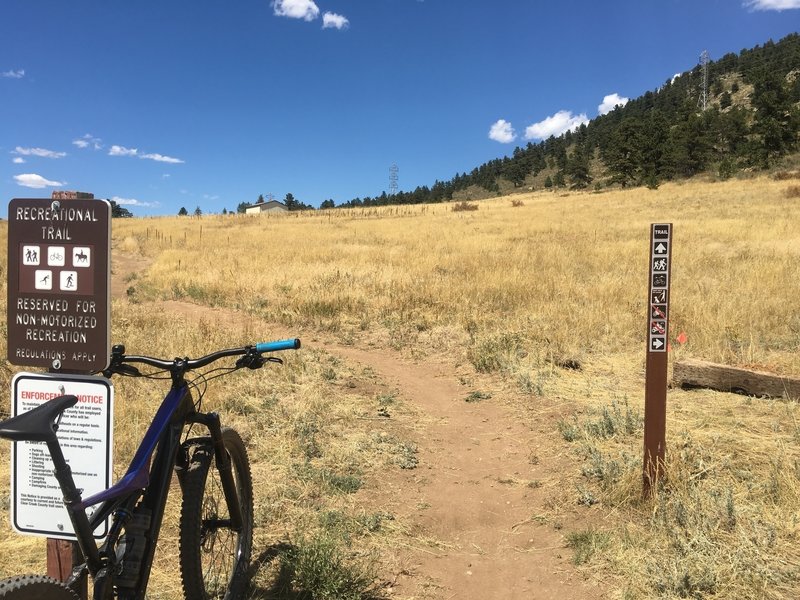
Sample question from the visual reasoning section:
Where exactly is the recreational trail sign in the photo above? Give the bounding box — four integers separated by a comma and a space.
7, 198, 111, 372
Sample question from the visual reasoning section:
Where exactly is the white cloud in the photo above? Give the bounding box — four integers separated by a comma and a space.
109, 145, 138, 157
13, 146, 67, 159
744, 0, 800, 10
598, 93, 629, 116
111, 195, 159, 207
322, 12, 349, 29
110, 145, 184, 163
272, 0, 320, 21
73, 134, 102, 150
14, 173, 65, 189
488, 119, 516, 143
524, 110, 589, 140
12, 157, 25, 164
1, 69, 24, 79
140, 152, 184, 164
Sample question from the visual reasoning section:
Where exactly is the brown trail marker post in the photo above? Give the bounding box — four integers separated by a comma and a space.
643, 223, 672, 497
6, 191, 111, 599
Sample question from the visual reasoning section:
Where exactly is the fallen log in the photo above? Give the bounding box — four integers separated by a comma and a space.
673, 359, 800, 399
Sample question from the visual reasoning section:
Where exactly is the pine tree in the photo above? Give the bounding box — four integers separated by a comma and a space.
566, 144, 592, 189
748, 70, 797, 166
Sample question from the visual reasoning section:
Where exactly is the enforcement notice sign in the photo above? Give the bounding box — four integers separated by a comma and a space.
7, 198, 111, 372
10, 372, 114, 540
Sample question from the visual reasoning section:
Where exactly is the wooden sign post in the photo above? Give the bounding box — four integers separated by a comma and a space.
643, 223, 672, 497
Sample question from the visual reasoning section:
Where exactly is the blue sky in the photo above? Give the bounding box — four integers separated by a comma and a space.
2, 1, 799, 216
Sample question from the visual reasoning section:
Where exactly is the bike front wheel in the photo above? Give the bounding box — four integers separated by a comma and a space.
179, 427, 254, 600
0, 575, 79, 599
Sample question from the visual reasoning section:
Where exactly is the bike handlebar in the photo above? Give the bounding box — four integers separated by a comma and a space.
106, 338, 302, 376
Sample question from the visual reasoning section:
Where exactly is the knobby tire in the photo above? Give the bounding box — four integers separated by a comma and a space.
0, 575, 79, 599
179, 427, 253, 600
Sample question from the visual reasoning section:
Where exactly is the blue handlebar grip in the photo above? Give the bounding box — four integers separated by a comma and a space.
256, 338, 301, 353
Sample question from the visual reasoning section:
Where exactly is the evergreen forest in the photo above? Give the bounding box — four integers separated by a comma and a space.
334, 33, 800, 209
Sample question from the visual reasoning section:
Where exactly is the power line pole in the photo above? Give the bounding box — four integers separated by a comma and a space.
698, 50, 710, 111
389, 164, 399, 196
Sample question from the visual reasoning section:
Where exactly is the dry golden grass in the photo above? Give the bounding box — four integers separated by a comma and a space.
115, 176, 800, 375
0, 175, 799, 598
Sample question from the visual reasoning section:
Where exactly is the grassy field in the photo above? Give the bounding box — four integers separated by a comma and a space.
1, 175, 799, 598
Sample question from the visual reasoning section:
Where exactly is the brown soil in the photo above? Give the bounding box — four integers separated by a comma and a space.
112, 253, 608, 600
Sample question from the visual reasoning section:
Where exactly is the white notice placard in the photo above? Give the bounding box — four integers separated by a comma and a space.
10, 372, 113, 539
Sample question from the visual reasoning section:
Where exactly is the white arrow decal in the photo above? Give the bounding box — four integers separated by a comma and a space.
655, 243, 667, 254
652, 339, 664, 349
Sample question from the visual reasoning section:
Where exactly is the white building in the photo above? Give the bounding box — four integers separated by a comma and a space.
244, 200, 288, 215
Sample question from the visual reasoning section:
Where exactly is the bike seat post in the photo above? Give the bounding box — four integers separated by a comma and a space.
46, 437, 102, 572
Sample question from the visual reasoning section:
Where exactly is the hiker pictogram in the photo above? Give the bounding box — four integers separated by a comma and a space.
23, 246, 40, 266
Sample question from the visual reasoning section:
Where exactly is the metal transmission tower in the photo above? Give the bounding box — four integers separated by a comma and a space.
698, 50, 710, 111
389, 163, 399, 196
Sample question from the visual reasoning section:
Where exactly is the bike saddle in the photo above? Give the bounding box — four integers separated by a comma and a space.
0, 395, 79, 442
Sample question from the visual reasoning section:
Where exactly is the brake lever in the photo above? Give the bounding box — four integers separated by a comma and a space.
102, 363, 141, 378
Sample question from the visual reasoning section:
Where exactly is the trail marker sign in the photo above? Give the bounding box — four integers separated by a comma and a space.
643, 223, 672, 496
7, 198, 111, 372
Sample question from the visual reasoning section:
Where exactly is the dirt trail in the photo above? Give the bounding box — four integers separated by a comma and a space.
332, 347, 601, 600
112, 253, 604, 599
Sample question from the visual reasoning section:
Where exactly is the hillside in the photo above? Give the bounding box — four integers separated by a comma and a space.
337, 33, 800, 208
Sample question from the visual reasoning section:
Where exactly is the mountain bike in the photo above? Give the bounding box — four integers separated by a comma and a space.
0, 338, 301, 599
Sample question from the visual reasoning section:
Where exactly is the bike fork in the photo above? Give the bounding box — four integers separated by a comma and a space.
187, 412, 244, 531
